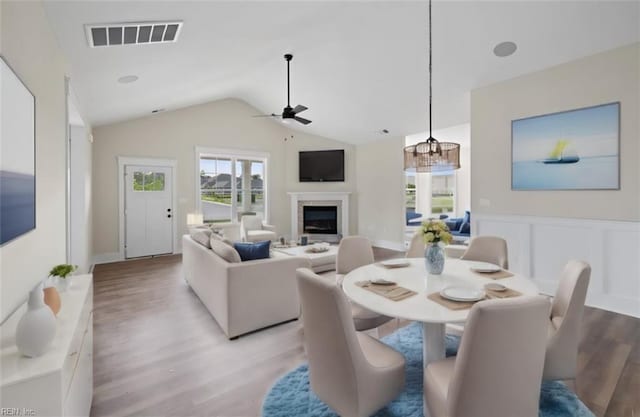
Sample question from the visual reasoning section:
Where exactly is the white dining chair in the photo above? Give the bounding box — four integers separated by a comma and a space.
451, 235, 510, 337
543, 260, 591, 381
460, 236, 509, 269
296, 268, 406, 417
424, 295, 550, 417
406, 231, 424, 258
335, 236, 393, 332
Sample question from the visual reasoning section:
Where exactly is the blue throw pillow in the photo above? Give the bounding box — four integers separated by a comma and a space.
233, 240, 271, 262
459, 222, 471, 234
462, 210, 471, 224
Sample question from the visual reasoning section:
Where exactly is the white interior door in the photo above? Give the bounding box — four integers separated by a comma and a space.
125, 165, 173, 258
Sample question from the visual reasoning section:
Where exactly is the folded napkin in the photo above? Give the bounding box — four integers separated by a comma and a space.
356, 281, 417, 302
472, 269, 514, 280
485, 287, 522, 299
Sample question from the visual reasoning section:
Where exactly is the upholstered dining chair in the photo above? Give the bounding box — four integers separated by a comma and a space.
240, 214, 277, 243
296, 268, 406, 417
335, 236, 394, 332
406, 231, 424, 258
424, 295, 550, 417
460, 236, 509, 269
543, 260, 591, 381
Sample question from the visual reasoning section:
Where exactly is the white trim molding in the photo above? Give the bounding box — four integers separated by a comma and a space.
473, 213, 640, 318
117, 156, 178, 261
288, 192, 351, 241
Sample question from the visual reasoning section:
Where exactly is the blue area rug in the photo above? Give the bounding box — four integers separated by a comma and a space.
262, 322, 594, 417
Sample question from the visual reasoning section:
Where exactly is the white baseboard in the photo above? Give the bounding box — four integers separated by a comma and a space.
92, 252, 123, 265
372, 240, 406, 252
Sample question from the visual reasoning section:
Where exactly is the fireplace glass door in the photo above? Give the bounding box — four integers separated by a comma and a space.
303, 206, 338, 235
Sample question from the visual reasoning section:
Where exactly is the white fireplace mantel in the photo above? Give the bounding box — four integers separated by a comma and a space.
288, 192, 351, 240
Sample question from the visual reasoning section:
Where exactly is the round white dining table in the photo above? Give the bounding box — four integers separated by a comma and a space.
342, 258, 540, 368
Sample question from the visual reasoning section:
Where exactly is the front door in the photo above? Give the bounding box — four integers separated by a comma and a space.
124, 165, 173, 258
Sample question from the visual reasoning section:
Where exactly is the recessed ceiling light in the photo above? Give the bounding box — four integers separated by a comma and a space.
493, 41, 517, 57
118, 75, 138, 84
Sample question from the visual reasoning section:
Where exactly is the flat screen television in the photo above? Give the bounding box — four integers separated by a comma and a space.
299, 149, 345, 182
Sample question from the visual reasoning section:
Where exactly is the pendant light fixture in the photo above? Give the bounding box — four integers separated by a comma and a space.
404, 0, 460, 173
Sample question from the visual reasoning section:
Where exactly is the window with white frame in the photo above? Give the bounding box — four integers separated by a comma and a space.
430, 170, 455, 216
197, 149, 268, 223
405, 170, 456, 224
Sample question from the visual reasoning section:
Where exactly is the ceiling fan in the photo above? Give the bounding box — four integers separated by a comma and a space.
254, 54, 311, 125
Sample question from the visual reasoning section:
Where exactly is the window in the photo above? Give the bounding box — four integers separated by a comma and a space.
405, 170, 456, 223
405, 172, 416, 215
197, 149, 268, 223
430, 171, 455, 215
133, 171, 165, 191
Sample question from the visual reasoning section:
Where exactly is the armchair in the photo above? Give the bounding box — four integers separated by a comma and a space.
240, 214, 277, 242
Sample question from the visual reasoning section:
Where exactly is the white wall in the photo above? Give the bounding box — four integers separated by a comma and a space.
471, 43, 639, 221
69, 125, 92, 273
355, 136, 406, 250
470, 43, 640, 317
0, 0, 70, 322
91, 98, 356, 261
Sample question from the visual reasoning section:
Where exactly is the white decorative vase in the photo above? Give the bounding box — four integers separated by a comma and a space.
56, 276, 71, 292
16, 284, 57, 358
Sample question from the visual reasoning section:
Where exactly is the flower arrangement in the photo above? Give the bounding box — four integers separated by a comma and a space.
420, 219, 453, 245
49, 264, 78, 280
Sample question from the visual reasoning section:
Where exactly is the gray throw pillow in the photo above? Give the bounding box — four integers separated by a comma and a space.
190, 228, 212, 248
210, 233, 234, 247
210, 239, 241, 263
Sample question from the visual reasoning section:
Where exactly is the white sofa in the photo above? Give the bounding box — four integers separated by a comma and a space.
182, 234, 310, 339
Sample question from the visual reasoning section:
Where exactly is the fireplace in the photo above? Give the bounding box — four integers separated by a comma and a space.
303, 206, 338, 235
289, 192, 350, 241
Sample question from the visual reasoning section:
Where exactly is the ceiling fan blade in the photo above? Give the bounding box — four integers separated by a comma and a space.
292, 105, 308, 114
251, 113, 279, 118
294, 116, 312, 125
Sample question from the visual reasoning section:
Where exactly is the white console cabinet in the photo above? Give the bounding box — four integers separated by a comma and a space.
1, 274, 93, 416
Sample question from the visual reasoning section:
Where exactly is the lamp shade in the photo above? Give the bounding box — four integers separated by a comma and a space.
187, 213, 204, 226
404, 140, 460, 173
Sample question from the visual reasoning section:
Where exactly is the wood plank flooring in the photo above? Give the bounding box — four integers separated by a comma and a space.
91, 252, 639, 417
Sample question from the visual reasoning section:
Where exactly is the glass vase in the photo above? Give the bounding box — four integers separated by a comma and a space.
424, 242, 445, 275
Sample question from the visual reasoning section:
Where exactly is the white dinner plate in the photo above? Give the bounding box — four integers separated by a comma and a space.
467, 261, 502, 273
380, 259, 410, 268
440, 286, 486, 302
484, 282, 507, 292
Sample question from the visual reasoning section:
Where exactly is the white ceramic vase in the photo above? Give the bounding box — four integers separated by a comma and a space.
16, 284, 57, 358
56, 276, 71, 292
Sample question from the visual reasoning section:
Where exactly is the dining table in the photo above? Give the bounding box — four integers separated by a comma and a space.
342, 257, 540, 377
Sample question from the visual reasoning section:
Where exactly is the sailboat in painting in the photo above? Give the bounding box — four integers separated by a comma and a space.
539, 140, 580, 164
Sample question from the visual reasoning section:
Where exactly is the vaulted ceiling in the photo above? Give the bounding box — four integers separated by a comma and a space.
44, 1, 639, 143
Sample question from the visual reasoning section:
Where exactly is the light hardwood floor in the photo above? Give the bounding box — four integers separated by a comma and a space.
91, 252, 638, 417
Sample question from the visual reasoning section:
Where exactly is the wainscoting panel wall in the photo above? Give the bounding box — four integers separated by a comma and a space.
473, 214, 640, 318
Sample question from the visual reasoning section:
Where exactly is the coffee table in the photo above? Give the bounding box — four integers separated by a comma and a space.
273, 245, 337, 273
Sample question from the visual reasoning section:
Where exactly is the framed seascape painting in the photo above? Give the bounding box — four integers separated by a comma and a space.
512, 102, 620, 190
1, 56, 36, 245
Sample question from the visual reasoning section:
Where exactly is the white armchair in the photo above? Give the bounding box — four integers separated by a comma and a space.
240, 214, 277, 242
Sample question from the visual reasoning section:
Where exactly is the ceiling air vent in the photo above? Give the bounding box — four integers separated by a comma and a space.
85, 21, 183, 47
